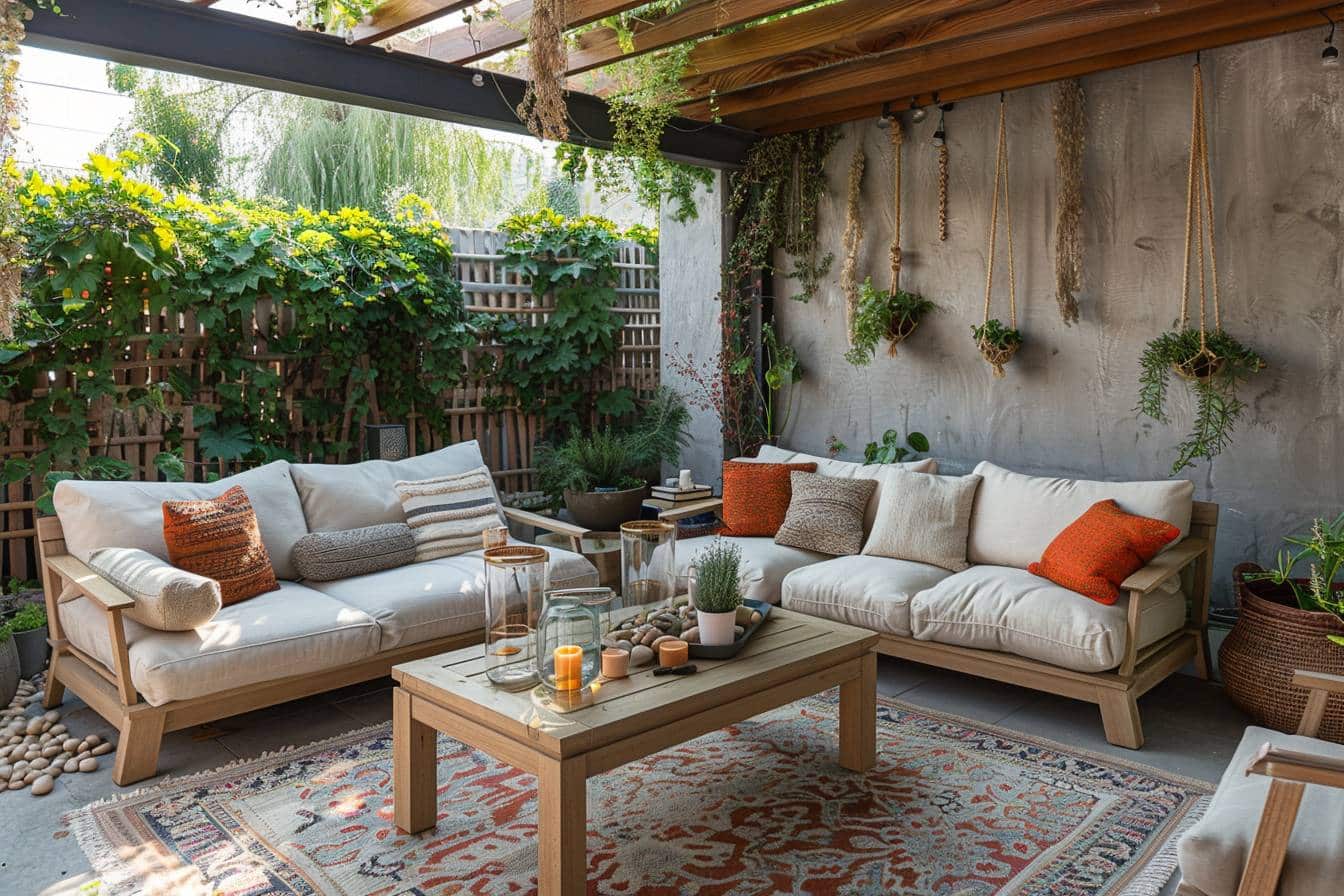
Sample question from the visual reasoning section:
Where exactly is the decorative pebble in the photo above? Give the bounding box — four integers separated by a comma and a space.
650, 635, 678, 651
48, 724, 66, 737
91, 743, 114, 757
79, 757, 98, 773
614, 640, 633, 653
42, 709, 60, 724
41, 744, 62, 758
25, 717, 43, 736
62, 738, 79, 753
62, 758, 79, 774
30, 774, 53, 796
682, 626, 700, 644
29, 756, 49, 771
85, 734, 102, 747
8, 778, 24, 790
0, 763, 10, 781
629, 645, 655, 667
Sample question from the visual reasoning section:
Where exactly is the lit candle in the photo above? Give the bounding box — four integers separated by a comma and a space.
658, 640, 688, 668
553, 645, 584, 691
601, 648, 630, 679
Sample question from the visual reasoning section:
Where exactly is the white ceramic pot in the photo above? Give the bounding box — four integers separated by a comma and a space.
697, 608, 738, 646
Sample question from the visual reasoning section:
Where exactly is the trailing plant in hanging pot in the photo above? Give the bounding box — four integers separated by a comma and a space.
1137, 61, 1265, 474
977, 94, 1024, 378
845, 279, 936, 366
973, 319, 1023, 378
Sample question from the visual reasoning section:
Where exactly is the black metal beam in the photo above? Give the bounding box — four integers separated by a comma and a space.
23, 0, 756, 168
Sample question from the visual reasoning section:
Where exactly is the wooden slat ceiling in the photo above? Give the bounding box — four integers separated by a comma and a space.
254, 0, 1343, 136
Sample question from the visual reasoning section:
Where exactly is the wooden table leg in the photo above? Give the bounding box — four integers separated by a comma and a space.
839, 652, 877, 772
537, 755, 587, 896
393, 687, 438, 834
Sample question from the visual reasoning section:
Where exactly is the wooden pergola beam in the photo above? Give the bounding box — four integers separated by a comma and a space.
350, 0, 482, 45
685, 0, 1333, 123
565, 0, 816, 77
753, 1, 1344, 134
407, 0, 648, 65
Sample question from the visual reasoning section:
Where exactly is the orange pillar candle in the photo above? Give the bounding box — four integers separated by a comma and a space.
658, 640, 688, 668
553, 645, 584, 691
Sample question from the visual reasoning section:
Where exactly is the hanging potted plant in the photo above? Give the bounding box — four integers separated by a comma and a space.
1220, 513, 1344, 742
846, 279, 936, 366
693, 538, 743, 646
1137, 61, 1264, 474
976, 94, 1024, 378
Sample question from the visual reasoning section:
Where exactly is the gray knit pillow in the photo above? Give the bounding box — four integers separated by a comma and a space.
774, 471, 877, 556
291, 523, 417, 582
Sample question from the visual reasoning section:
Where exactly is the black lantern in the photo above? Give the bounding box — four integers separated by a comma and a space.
365, 423, 408, 461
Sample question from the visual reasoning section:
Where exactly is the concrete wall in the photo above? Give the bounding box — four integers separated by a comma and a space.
660, 171, 727, 489
771, 30, 1344, 607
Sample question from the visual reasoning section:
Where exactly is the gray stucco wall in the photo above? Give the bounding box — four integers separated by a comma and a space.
660, 171, 727, 489
770, 30, 1344, 608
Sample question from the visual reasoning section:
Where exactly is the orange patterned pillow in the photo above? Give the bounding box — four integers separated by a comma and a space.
718, 460, 818, 538
1028, 499, 1179, 605
163, 486, 279, 606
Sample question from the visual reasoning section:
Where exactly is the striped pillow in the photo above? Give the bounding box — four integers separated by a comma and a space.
395, 466, 504, 561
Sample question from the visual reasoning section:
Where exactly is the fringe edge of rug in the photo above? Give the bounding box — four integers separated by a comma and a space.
1120, 794, 1211, 896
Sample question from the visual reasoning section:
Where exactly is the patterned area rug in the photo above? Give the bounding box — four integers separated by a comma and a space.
64, 693, 1211, 896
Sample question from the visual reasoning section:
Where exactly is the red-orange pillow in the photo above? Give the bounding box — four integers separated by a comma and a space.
1028, 499, 1180, 605
718, 460, 818, 537
163, 485, 279, 606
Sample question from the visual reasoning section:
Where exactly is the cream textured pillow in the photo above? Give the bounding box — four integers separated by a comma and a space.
395, 466, 505, 561
862, 469, 982, 571
87, 547, 222, 631
774, 471, 876, 556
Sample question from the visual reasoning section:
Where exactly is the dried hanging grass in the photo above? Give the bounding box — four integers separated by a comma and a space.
517, 0, 569, 143
1052, 78, 1084, 325
840, 141, 865, 334
937, 143, 949, 242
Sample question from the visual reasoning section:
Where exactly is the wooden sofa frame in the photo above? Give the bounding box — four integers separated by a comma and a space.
1176, 669, 1344, 896
659, 498, 1220, 750
35, 507, 586, 786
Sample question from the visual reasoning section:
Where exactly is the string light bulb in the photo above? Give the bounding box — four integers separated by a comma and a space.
876, 101, 892, 129
910, 99, 927, 123
1324, 15, 1340, 67
472, 71, 486, 87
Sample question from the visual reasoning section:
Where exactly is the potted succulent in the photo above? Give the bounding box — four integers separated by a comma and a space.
693, 538, 743, 646
535, 388, 691, 531
845, 279, 937, 366
1221, 513, 1344, 741
0, 622, 18, 708
7, 603, 48, 679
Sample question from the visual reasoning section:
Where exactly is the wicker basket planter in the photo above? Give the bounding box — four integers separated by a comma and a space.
1219, 562, 1344, 742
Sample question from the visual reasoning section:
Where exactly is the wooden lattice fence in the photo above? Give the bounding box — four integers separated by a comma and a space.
0, 228, 659, 583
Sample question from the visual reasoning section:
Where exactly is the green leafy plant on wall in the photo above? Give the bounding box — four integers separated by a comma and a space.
863, 430, 930, 465
845, 278, 937, 366
1137, 328, 1265, 474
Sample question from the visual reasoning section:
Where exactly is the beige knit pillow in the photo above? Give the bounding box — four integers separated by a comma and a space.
88, 547, 222, 631
861, 469, 982, 571
395, 466, 504, 561
774, 471, 876, 556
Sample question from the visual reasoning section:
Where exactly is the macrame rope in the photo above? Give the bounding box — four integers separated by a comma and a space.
983, 96, 1016, 327
1180, 62, 1222, 347
937, 137, 949, 242
890, 119, 903, 294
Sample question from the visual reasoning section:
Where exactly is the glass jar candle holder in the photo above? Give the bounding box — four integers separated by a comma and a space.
483, 546, 549, 690
536, 590, 603, 694
620, 520, 677, 612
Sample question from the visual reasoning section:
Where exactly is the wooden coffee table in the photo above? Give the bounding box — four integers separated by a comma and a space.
391, 606, 879, 895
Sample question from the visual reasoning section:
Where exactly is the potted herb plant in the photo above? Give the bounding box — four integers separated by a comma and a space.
1221, 513, 1344, 741
0, 622, 18, 708
693, 538, 743, 646
972, 318, 1023, 378
845, 278, 936, 366
7, 603, 48, 679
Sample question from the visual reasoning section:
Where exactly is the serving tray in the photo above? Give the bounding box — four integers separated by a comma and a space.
687, 599, 772, 660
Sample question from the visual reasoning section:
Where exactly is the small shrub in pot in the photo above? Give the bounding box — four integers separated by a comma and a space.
693, 539, 743, 646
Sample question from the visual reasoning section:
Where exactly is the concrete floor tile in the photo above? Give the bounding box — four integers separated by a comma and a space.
213, 696, 367, 760
890, 663, 1041, 724
330, 687, 394, 727
874, 655, 934, 696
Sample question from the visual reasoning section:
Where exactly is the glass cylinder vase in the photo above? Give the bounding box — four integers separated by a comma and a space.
620, 520, 677, 612
483, 546, 549, 690
536, 590, 603, 694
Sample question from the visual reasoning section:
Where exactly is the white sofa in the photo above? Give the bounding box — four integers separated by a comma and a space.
673, 447, 1218, 748
39, 441, 597, 784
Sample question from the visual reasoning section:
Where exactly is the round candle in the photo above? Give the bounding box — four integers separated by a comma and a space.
658, 640, 688, 668
601, 648, 630, 679
553, 645, 583, 691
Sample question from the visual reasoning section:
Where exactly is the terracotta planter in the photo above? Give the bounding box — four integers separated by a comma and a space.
1219, 563, 1344, 742
562, 486, 648, 532
0, 637, 18, 707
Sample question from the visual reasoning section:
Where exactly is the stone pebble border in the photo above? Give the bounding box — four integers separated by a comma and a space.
0, 675, 116, 796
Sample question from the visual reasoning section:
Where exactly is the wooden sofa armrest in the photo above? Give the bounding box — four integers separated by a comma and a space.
46, 554, 136, 611
1292, 670, 1344, 737
657, 497, 722, 522
1246, 743, 1344, 789
1293, 669, 1344, 695
1120, 537, 1208, 595
502, 506, 588, 552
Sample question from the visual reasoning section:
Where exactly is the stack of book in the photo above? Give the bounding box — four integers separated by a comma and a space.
648, 483, 712, 505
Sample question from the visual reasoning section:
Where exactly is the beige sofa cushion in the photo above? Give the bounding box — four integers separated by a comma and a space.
747, 445, 938, 534
966, 461, 1194, 569
1178, 727, 1344, 896
309, 542, 598, 651
291, 440, 496, 532
908, 565, 1188, 672
87, 547, 222, 632
677, 535, 826, 604
53, 461, 309, 581
58, 581, 381, 706
781, 555, 952, 636
862, 470, 982, 571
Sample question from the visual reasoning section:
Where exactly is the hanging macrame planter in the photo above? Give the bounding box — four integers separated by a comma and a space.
1136, 60, 1265, 474
974, 95, 1024, 378
884, 121, 922, 354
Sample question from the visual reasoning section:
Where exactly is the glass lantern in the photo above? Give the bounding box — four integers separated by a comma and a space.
620, 520, 677, 612
536, 590, 603, 694
483, 546, 549, 690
